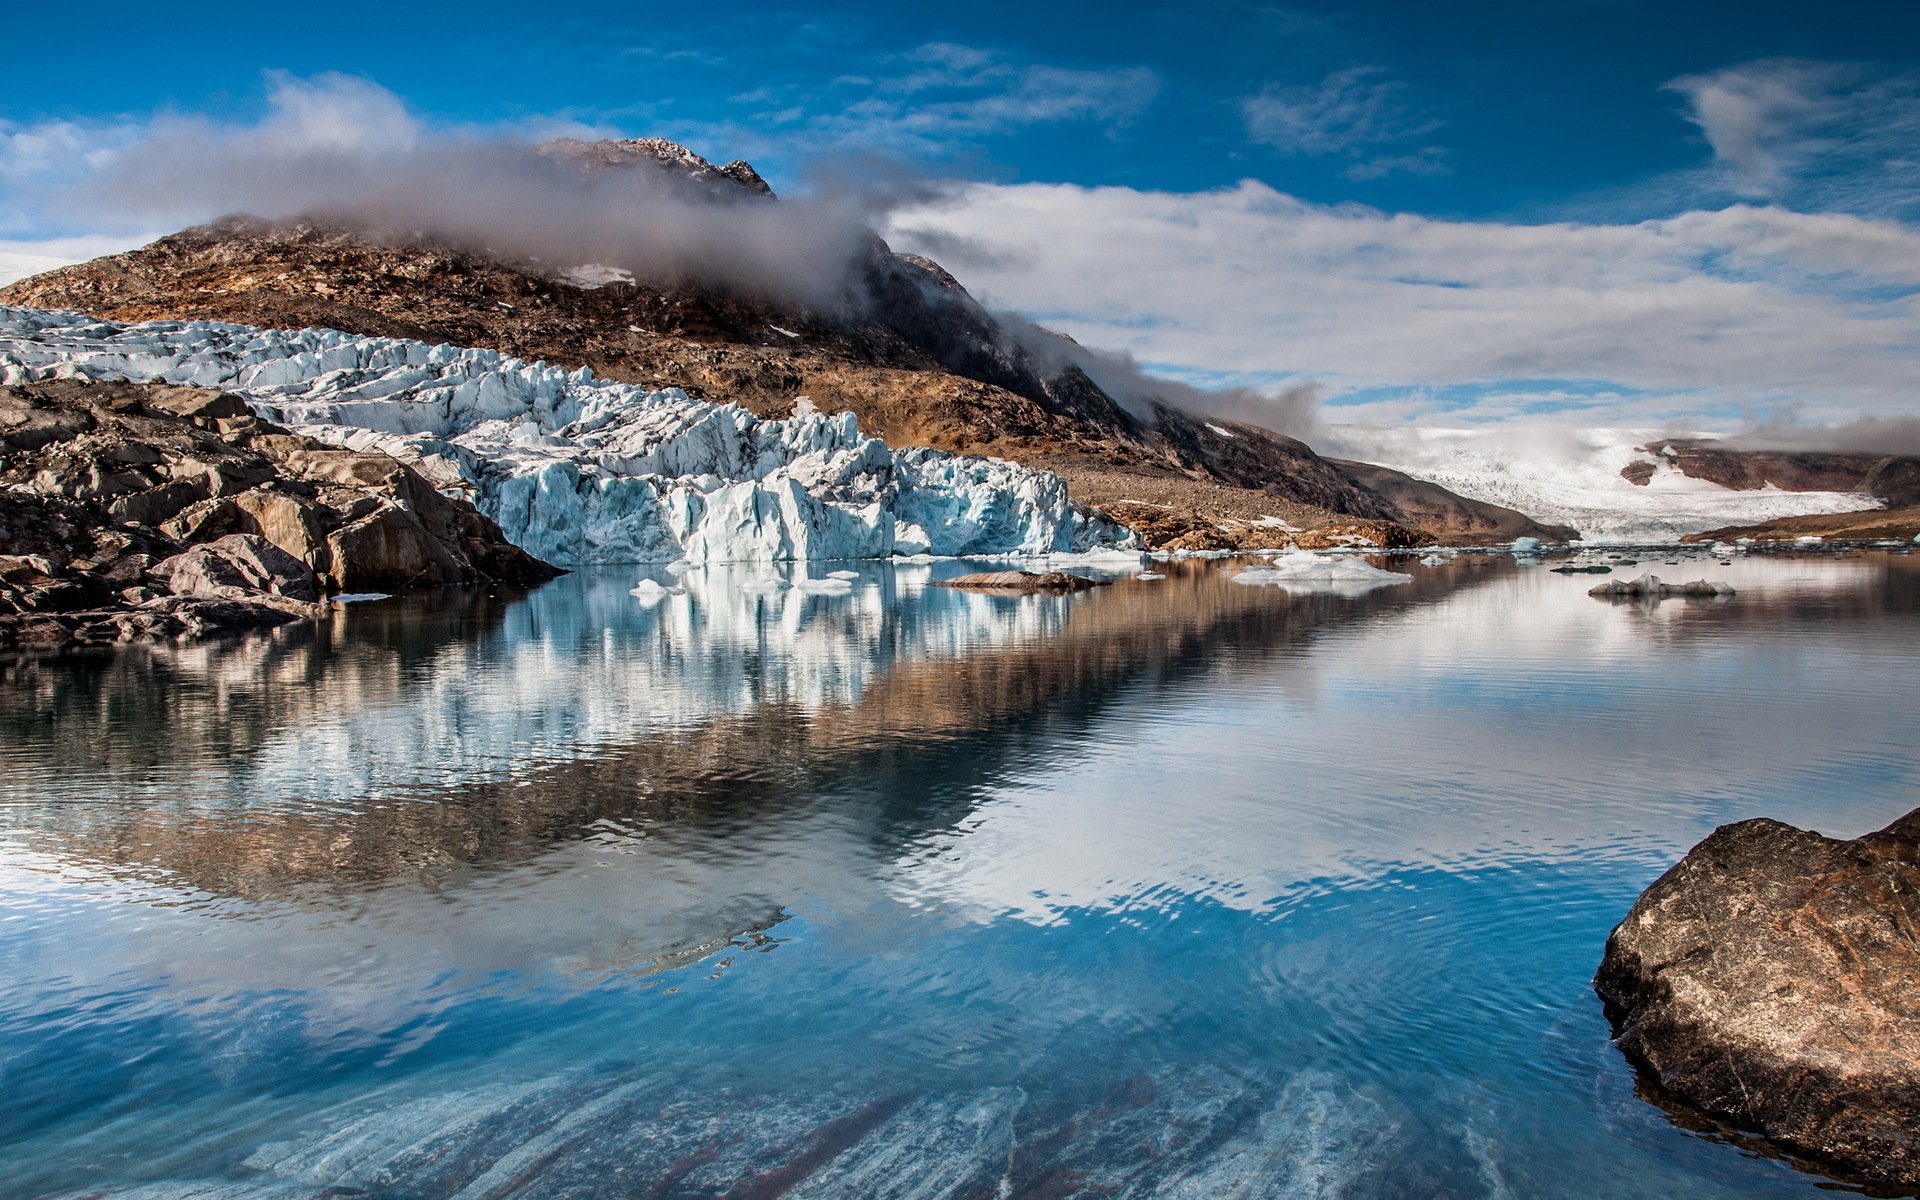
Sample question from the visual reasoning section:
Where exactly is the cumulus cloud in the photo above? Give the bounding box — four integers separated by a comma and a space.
1241, 67, 1444, 180
886, 180, 1920, 431
1667, 59, 1920, 218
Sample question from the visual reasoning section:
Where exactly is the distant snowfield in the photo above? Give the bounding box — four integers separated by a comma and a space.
1328, 425, 1882, 543
0, 252, 75, 288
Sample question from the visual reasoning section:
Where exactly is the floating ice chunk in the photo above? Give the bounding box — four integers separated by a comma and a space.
1511, 536, 1543, 554
629, 579, 686, 604
1136, 571, 1166, 580
1795, 535, 1824, 545
1419, 554, 1448, 566
793, 576, 854, 594
1040, 548, 1148, 571
1232, 549, 1412, 594
826, 569, 860, 580
664, 559, 694, 575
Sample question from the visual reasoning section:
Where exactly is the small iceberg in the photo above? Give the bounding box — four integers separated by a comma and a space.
793, 576, 855, 594
630, 578, 687, 605
1136, 571, 1166, 581
1232, 550, 1412, 594
825, 569, 861, 580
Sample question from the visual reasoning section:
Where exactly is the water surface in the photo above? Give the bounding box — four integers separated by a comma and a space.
3, 551, 1917, 1198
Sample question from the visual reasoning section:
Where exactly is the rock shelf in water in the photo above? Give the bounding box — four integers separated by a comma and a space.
933, 570, 1108, 592
1587, 573, 1734, 598
1595, 807, 1920, 1190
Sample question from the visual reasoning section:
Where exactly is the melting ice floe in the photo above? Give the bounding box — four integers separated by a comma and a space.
1232, 549, 1412, 594
0, 306, 1132, 565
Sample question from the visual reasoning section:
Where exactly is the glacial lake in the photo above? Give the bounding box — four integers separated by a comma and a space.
2, 550, 1917, 1199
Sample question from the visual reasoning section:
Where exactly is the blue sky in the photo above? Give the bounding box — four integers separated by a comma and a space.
3, 0, 1918, 435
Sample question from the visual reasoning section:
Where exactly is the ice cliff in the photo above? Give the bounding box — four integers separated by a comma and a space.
0, 307, 1131, 565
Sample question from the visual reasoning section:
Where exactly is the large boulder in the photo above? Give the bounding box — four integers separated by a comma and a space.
152, 533, 322, 606
1595, 808, 1920, 1190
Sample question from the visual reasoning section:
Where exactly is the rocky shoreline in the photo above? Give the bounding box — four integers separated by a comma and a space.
1596, 807, 1920, 1191
1, 378, 559, 647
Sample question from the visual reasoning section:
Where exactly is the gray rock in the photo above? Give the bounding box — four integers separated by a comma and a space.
932, 571, 1109, 593
1595, 807, 1920, 1190
1587, 572, 1734, 599
152, 533, 322, 606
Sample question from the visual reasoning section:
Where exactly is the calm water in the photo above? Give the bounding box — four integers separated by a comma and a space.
2, 551, 1917, 1199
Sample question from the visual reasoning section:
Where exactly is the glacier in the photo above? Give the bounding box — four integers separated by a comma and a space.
0, 306, 1132, 565
1326, 424, 1881, 544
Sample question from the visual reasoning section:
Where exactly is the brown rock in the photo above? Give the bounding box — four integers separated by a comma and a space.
1595, 807, 1920, 1190
151, 533, 322, 606
932, 571, 1110, 592
323, 502, 464, 591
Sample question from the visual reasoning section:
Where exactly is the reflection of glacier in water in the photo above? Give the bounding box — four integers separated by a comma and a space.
2, 553, 1918, 1198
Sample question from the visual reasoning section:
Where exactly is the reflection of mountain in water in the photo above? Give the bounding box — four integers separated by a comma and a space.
0, 558, 1499, 907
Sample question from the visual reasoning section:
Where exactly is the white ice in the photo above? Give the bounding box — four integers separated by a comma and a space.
0, 307, 1134, 566
1328, 424, 1881, 544
1231, 549, 1413, 594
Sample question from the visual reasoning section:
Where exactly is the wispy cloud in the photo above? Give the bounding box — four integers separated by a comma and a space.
676, 43, 1162, 164
1241, 67, 1444, 180
887, 180, 1920, 431
1666, 59, 1920, 219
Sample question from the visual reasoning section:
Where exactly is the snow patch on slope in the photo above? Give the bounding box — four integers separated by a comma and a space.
0, 306, 1131, 565
1329, 425, 1880, 543
0, 252, 74, 288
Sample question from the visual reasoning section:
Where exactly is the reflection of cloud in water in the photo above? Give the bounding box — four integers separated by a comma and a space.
891, 554, 1920, 925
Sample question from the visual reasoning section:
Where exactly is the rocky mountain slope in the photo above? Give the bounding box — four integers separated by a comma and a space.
1630, 438, 1920, 505
0, 377, 557, 645
0, 139, 1570, 548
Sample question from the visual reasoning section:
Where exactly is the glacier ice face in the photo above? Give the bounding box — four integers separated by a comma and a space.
0, 306, 1133, 565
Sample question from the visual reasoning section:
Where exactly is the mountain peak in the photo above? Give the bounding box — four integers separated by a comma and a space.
536, 137, 775, 199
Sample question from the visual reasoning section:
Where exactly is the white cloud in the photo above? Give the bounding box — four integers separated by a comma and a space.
1242, 67, 1444, 180
887, 180, 1920, 429
1667, 59, 1920, 218
692, 45, 1161, 162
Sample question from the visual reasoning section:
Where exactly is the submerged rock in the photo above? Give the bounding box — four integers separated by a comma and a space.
933, 570, 1108, 593
1595, 807, 1920, 1190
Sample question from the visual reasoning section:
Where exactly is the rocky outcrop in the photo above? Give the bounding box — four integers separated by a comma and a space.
1595, 808, 1920, 1191
1642, 439, 1920, 505
0, 378, 559, 646
932, 571, 1109, 592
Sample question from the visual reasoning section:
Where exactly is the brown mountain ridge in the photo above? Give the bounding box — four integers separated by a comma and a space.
0, 139, 1574, 550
